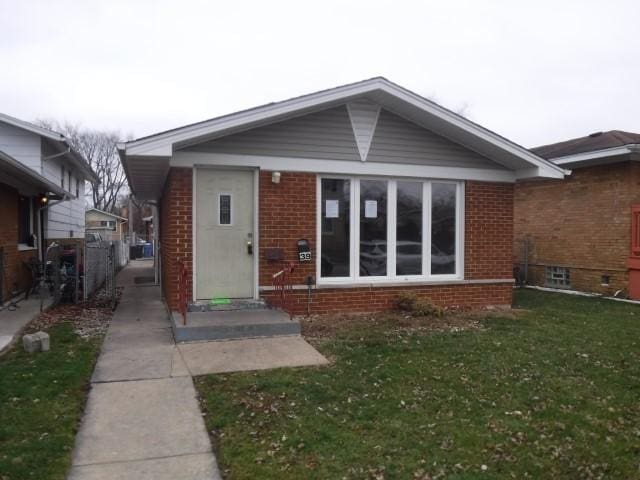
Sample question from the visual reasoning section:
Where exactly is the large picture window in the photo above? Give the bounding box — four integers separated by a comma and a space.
319, 177, 462, 283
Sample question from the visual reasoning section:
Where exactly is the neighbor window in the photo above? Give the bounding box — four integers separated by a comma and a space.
61, 165, 65, 188
545, 266, 570, 288
319, 177, 462, 282
76, 177, 80, 197
100, 220, 116, 229
218, 194, 232, 225
18, 196, 32, 245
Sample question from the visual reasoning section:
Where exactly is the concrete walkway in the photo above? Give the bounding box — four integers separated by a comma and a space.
0, 293, 52, 354
68, 261, 221, 480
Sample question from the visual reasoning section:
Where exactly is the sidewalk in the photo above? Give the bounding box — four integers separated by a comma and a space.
0, 293, 52, 353
67, 261, 221, 479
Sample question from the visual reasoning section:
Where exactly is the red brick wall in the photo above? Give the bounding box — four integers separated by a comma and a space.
161, 169, 514, 313
259, 171, 317, 286
160, 168, 193, 310
465, 181, 514, 279
259, 173, 514, 314
0, 184, 37, 300
514, 162, 640, 295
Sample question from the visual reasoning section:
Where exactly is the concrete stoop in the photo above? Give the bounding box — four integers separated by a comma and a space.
170, 308, 300, 342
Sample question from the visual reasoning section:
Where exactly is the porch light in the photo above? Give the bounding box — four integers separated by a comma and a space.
271, 171, 281, 184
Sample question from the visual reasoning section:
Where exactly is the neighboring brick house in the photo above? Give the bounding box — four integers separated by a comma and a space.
119, 78, 565, 314
514, 130, 640, 298
0, 150, 67, 301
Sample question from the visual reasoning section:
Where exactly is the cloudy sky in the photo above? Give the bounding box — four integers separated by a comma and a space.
1, 0, 639, 147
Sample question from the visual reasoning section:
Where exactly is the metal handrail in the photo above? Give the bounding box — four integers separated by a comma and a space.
272, 262, 295, 317
176, 258, 188, 325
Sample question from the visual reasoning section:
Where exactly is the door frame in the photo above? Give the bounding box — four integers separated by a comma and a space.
192, 165, 260, 300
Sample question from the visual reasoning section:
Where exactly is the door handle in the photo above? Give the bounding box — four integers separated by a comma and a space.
247, 240, 253, 255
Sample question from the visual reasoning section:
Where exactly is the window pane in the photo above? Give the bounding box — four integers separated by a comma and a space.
321, 179, 350, 277
18, 196, 31, 244
359, 180, 387, 276
219, 194, 231, 225
396, 182, 422, 275
431, 183, 456, 275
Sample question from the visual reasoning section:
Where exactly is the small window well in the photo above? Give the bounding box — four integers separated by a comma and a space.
545, 266, 570, 288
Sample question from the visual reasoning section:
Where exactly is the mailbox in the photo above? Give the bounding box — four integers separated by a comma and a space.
297, 239, 311, 262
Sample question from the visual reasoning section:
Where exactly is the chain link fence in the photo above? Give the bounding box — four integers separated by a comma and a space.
84, 241, 120, 308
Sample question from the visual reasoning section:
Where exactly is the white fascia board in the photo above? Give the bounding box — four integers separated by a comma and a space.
515, 165, 569, 180
121, 78, 565, 178
552, 145, 639, 166
0, 112, 66, 142
171, 152, 516, 183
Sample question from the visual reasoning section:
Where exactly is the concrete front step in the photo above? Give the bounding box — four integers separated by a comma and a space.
170, 308, 300, 343
187, 299, 267, 312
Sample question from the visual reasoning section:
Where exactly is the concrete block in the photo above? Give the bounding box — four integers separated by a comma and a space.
23, 333, 41, 353
35, 331, 50, 351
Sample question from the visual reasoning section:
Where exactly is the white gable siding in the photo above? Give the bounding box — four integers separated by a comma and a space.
0, 121, 42, 173
347, 99, 381, 161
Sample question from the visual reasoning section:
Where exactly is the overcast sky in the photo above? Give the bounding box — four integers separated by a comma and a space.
1, 0, 639, 147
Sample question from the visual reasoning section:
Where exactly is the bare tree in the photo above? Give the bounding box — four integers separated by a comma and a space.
37, 120, 129, 213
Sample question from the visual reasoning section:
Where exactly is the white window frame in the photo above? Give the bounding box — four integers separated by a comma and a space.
217, 192, 233, 226
317, 175, 464, 285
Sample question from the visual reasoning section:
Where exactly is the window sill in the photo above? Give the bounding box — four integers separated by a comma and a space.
17, 244, 37, 251
260, 278, 514, 291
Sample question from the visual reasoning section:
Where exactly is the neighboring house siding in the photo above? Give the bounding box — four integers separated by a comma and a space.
41, 148, 87, 241
0, 122, 42, 173
0, 183, 36, 299
514, 161, 640, 295
45, 179, 85, 240
181, 105, 504, 170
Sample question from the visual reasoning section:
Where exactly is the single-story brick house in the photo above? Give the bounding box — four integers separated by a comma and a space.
119, 78, 565, 314
515, 130, 640, 299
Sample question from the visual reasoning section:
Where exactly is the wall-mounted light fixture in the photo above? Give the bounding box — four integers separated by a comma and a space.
271, 171, 281, 184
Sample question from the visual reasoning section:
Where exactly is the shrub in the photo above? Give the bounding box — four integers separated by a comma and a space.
395, 292, 443, 317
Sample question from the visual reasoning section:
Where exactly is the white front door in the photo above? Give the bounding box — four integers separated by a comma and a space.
196, 168, 254, 299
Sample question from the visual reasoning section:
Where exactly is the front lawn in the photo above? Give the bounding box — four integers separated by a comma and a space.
196, 290, 640, 479
0, 321, 103, 479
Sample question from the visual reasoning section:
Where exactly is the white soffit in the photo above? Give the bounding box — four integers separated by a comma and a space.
346, 99, 381, 162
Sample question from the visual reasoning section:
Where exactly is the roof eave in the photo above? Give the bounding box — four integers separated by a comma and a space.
551, 144, 640, 168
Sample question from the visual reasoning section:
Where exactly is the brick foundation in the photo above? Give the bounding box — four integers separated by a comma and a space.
514, 161, 640, 295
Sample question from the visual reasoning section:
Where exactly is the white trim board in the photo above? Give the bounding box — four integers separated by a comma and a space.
172, 152, 517, 183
